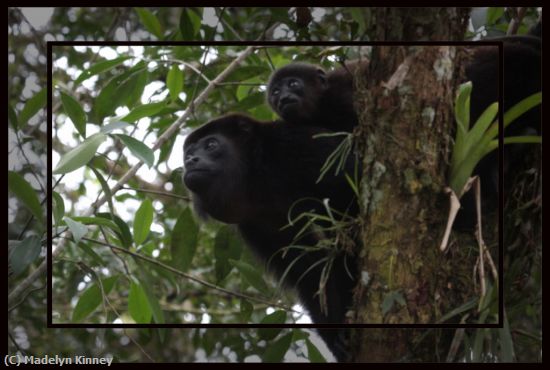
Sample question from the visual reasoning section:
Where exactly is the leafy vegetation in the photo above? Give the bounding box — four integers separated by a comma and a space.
8, 6, 541, 363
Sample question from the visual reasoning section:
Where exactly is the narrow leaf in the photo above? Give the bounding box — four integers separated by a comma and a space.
75, 56, 131, 85
179, 8, 201, 39
451, 82, 472, 169
305, 338, 327, 362
135, 8, 163, 39
170, 208, 199, 271
133, 199, 154, 245
60, 91, 87, 138
8, 104, 18, 130
94, 62, 147, 121
499, 313, 515, 361
19, 89, 46, 128
64, 217, 89, 243
70, 216, 121, 234
97, 212, 133, 248
128, 280, 153, 323
464, 102, 498, 150
115, 134, 155, 167
167, 65, 184, 102
263, 332, 293, 362
486, 7, 504, 25
100, 121, 130, 134
120, 102, 165, 124
229, 259, 269, 293
53, 133, 107, 174
52, 191, 65, 226
258, 310, 287, 340
135, 264, 166, 324
10, 235, 42, 275
240, 299, 253, 322
8, 171, 43, 225
72, 275, 118, 322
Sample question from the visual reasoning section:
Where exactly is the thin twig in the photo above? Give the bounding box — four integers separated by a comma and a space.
80, 236, 296, 313
120, 186, 190, 201
90, 45, 258, 211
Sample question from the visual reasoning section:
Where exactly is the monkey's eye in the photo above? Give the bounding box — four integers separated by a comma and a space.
205, 138, 219, 151
272, 88, 280, 96
288, 79, 299, 88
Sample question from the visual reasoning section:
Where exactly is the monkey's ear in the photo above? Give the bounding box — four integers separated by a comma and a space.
317, 68, 327, 85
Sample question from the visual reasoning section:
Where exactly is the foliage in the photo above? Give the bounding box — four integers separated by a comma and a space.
8, 6, 541, 363
449, 82, 541, 196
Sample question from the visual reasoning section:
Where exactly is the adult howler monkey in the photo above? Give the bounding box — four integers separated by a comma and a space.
183, 113, 359, 361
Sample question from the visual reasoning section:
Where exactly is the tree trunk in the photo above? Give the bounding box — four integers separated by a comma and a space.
350, 9, 477, 362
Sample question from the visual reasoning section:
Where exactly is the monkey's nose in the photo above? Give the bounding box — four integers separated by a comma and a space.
184, 155, 199, 169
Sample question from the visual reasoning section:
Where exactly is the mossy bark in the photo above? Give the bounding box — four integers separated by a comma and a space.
348, 13, 501, 360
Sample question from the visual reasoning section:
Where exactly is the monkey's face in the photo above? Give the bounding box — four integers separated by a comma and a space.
268, 68, 328, 124
183, 122, 251, 224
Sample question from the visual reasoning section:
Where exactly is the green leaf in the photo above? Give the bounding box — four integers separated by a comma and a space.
463, 102, 498, 153
97, 212, 133, 248
60, 91, 87, 138
114, 134, 155, 168
133, 199, 154, 245
69, 216, 121, 235
72, 275, 118, 322
8, 171, 43, 225
128, 280, 153, 323
100, 121, 130, 134
486, 7, 504, 25
229, 259, 268, 293
239, 299, 253, 322
214, 226, 243, 282
305, 338, 327, 362
170, 208, 199, 271
8, 104, 18, 130
262, 332, 293, 362
10, 235, 42, 275
349, 8, 366, 36
94, 63, 147, 121
120, 102, 165, 124
75, 56, 131, 85
258, 310, 287, 340
134, 264, 166, 324
76, 242, 105, 266
499, 313, 515, 361
179, 8, 202, 39
436, 298, 477, 323
135, 8, 163, 39
64, 217, 89, 243
167, 65, 184, 102
486, 92, 542, 140
18, 89, 46, 128
52, 191, 65, 226
451, 82, 472, 169
89, 166, 114, 216
53, 133, 107, 174
503, 92, 542, 130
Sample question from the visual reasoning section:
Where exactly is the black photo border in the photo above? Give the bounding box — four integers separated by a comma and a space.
47, 40, 504, 329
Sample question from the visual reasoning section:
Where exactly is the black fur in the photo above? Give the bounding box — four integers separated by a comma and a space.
183, 113, 359, 361
267, 62, 365, 132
